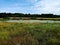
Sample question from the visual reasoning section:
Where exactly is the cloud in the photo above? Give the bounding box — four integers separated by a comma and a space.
31, 0, 60, 14
0, 0, 38, 13
0, 0, 60, 14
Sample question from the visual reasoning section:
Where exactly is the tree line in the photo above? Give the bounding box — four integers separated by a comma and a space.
0, 13, 60, 18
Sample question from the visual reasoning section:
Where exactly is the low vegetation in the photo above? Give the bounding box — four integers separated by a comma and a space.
0, 13, 60, 20
0, 22, 60, 45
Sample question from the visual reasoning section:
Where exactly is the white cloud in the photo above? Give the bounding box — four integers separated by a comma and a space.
31, 0, 60, 14
0, 0, 60, 14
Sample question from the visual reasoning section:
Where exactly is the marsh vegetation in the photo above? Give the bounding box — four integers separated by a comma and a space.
0, 22, 60, 45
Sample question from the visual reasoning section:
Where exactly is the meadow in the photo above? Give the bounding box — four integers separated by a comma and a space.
0, 22, 60, 45
0, 17, 60, 21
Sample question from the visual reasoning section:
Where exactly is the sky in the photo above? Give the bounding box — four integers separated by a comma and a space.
0, 0, 60, 15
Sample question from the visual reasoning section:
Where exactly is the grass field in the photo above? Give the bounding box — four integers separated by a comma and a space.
0, 22, 60, 45
36, 18, 60, 20
0, 18, 60, 21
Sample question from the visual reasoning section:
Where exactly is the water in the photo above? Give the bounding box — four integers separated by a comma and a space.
2, 20, 60, 23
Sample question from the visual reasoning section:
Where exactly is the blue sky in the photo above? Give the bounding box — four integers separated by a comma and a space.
0, 0, 60, 14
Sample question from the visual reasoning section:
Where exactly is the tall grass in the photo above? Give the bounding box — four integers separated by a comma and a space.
0, 22, 60, 45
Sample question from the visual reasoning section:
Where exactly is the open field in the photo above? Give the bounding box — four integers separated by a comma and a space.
0, 20, 60, 23
0, 17, 60, 21
36, 18, 60, 20
0, 22, 60, 45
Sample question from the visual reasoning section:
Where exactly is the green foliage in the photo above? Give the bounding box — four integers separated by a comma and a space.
0, 22, 60, 45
